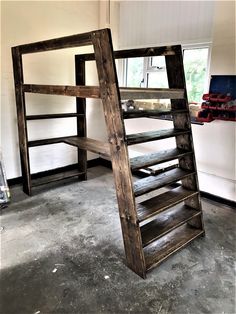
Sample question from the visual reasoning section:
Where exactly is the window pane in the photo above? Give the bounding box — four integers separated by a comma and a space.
147, 72, 168, 88
151, 56, 166, 69
183, 48, 208, 103
126, 57, 144, 87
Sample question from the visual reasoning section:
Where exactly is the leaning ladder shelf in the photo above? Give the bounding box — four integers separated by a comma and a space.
12, 28, 205, 278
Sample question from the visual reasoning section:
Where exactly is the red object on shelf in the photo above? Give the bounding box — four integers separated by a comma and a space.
197, 110, 214, 122
202, 93, 231, 103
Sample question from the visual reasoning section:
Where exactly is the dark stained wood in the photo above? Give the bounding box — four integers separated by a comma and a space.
63, 137, 110, 157
26, 113, 83, 120
16, 31, 94, 54
137, 186, 198, 222
32, 169, 85, 187
141, 205, 201, 247
144, 224, 204, 271
130, 148, 192, 171
28, 135, 77, 147
127, 128, 190, 145
23, 84, 100, 98
134, 168, 195, 197
92, 29, 146, 278
12, 47, 32, 195
120, 87, 184, 100
75, 57, 87, 180
75, 44, 182, 61
123, 109, 188, 119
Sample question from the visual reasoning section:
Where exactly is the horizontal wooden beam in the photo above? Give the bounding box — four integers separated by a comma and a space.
22, 84, 100, 98
120, 88, 184, 100
75, 45, 181, 61
63, 137, 110, 157
28, 136, 77, 147
26, 113, 84, 120
13, 30, 99, 54
123, 109, 188, 119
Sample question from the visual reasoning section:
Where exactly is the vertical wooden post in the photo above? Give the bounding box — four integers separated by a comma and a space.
92, 29, 146, 278
75, 57, 87, 180
12, 47, 31, 195
165, 48, 205, 231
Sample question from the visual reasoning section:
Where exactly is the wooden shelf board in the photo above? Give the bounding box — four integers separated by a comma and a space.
137, 186, 198, 222
144, 224, 204, 271
26, 113, 84, 120
126, 128, 190, 145
123, 109, 188, 119
63, 137, 111, 157
130, 148, 192, 171
141, 205, 201, 247
120, 87, 185, 100
134, 168, 195, 197
32, 169, 85, 187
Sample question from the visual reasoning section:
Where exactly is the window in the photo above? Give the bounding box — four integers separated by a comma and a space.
122, 45, 210, 103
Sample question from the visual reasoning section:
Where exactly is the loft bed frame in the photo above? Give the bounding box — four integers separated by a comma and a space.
12, 28, 204, 278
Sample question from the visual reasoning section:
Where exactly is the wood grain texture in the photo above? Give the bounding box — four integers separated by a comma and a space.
23, 84, 100, 98
92, 29, 146, 278
130, 148, 192, 171
144, 224, 204, 271
141, 205, 201, 247
75, 57, 87, 180
12, 47, 32, 195
134, 168, 195, 197
123, 109, 188, 119
137, 186, 198, 222
28, 136, 77, 147
120, 87, 184, 100
126, 128, 190, 145
63, 137, 110, 157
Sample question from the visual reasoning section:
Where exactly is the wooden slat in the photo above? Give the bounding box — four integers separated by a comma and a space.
130, 148, 192, 171
32, 169, 85, 187
120, 87, 184, 100
134, 168, 195, 197
144, 224, 204, 271
137, 186, 199, 222
63, 137, 111, 157
75, 45, 182, 61
15, 30, 94, 54
26, 113, 83, 120
141, 205, 201, 247
28, 136, 77, 147
123, 109, 187, 119
22, 84, 100, 98
127, 128, 190, 145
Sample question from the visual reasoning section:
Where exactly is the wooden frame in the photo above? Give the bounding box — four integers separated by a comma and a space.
12, 29, 204, 278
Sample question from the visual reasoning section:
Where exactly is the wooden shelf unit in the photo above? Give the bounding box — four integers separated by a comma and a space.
12, 28, 204, 278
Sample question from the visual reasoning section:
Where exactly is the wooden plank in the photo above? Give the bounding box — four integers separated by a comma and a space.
123, 109, 187, 119
134, 168, 195, 197
141, 205, 201, 247
75, 57, 87, 180
15, 30, 94, 54
22, 84, 100, 98
28, 136, 77, 147
144, 224, 204, 271
12, 47, 32, 195
120, 87, 184, 100
92, 29, 146, 278
75, 44, 182, 61
137, 186, 199, 222
127, 128, 190, 145
63, 137, 110, 157
32, 169, 85, 187
26, 113, 83, 120
130, 148, 193, 171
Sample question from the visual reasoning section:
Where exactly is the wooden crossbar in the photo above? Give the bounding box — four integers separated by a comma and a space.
120, 87, 185, 100
22, 84, 100, 98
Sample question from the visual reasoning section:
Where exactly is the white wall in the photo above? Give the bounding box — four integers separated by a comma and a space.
1, 0, 108, 179
118, 0, 236, 200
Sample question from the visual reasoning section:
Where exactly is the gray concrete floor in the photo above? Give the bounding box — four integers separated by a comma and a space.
0, 166, 235, 314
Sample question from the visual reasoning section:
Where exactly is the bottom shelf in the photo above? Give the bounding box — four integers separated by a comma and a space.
32, 169, 85, 187
144, 224, 204, 271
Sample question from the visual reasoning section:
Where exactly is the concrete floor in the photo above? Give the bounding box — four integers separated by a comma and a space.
0, 166, 235, 314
